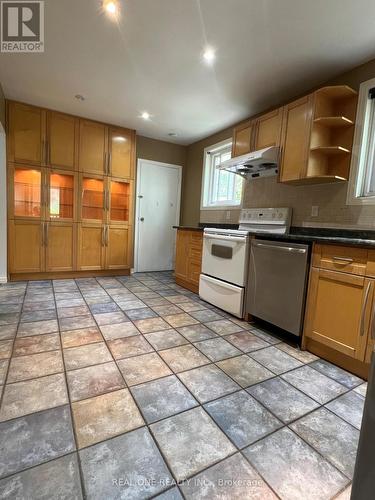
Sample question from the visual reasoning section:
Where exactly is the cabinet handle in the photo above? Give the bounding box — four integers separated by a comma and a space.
106, 190, 110, 211
41, 222, 45, 246
45, 222, 49, 246
332, 256, 354, 263
360, 281, 372, 337
106, 225, 109, 246
101, 226, 105, 246
108, 152, 112, 176
371, 291, 375, 340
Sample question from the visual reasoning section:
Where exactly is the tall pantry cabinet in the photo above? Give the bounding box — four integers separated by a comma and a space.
6, 101, 135, 279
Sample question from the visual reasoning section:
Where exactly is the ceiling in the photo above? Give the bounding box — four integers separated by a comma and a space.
1, 0, 375, 145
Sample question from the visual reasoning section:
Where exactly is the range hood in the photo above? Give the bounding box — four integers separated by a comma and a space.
219, 146, 279, 179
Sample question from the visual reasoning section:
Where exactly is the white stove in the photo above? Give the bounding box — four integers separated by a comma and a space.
199, 208, 292, 318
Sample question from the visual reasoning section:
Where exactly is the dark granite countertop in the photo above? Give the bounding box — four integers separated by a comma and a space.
174, 224, 375, 248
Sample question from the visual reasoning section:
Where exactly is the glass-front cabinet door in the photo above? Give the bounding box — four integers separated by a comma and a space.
10, 165, 44, 219
108, 178, 131, 223
80, 175, 105, 222
47, 170, 76, 221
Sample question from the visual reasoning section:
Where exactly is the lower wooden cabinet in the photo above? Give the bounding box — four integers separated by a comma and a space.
45, 222, 75, 272
9, 220, 44, 273
106, 225, 132, 270
175, 229, 203, 292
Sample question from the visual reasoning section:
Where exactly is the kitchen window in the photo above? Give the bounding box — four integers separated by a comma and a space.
201, 139, 243, 209
347, 77, 375, 205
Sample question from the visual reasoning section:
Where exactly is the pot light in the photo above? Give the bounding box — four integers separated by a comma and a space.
104, 0, 117, 14
203, 47, 216, 65
141, 111, 150, 120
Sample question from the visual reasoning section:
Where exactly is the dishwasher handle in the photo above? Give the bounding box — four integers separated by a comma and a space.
252, 241, 307, 254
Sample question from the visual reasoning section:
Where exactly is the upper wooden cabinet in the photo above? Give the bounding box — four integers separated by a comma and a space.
253, 107, 283, 151
79, 119, 107, 175
108, 127, 135, 179
8, 102, 45, 165
47, 111, 77, 170
232, 120, 255, 157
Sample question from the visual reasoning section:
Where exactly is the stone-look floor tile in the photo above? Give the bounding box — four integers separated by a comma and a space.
310, 359, 363, 389
334, 485, 352, 499
326, 390, 365, 430
354, 382, 367, 397
151, 304, 183, 316
7, 350, 63, 382
55, 291, 82, 301
17, 319, 59, 337
13, 333, 60, 356
118, 352, 172, 386
290, 407, 360, 478
0, 340, 12, 359
164, 313, 199, 328
67, 361, 125, 402
189, 309, 223, 322
178, 364, 240, 403
249, 346, 303, 374
99, 321, 139, 340
205, 319, 244, 336
282, 365, 348, 404
248, 377, 319, 423
177, 324, 217, 342
89, 302, 119, 314
56, 298, 85, 308
0, 453, 83, 500
225, 331, 270, 353
117, 299, 146, 310
230, 318, 253, 330
154, 486, 183, 500
0, 373, 68, 421
0, 405, 76, 480
151, 407, 235, 481
0, 359, 8, 385
59, 314, 96, 332
180, 452, 277, 499
145, 329, 188, 350
22, 300, 55, 312
194, 337, 241, 361
0, 313, 20, 326
204, 390, 282, 448
160, 344, 209, 372
80, 427, 172, 500
0, 303, 22, 313
244, 428, 349, 500
64, 342, 112, 370
132, 375, 198, 423
108, 335, 154, 359
21, 309, 57, 322
165, 294, 191, 304
61, 327, 103, 348
217, 355, 274, 388
143, 297, 171, 307
250, 327, 283, 345
134, 317, 171, 334
57, 305, 90, 318
276, 342, 319, 363
177, 301, 207, 313
72, 388, 144, 448
0, 324, 17, 341
93, 311, 128, 326
126, 307, 158, 320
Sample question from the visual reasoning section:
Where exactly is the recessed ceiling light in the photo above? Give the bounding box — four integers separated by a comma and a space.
141, 111, 150, 120
103, 0, 117, 14
203, 47, 216, 65
75, 94, 85, 101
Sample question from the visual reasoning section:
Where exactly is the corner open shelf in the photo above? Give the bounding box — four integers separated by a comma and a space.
313, 116, 354, 127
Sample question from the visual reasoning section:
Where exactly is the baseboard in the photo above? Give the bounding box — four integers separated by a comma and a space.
0, 276, 7, 284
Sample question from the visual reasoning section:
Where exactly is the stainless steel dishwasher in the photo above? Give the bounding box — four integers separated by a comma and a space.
246, 239, 310, 336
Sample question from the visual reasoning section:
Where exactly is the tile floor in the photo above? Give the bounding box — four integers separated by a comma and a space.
0, 272, 367, 499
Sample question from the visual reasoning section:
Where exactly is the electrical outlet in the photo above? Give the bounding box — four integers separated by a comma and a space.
226, 211, 231, 220
311, 206, 319, 217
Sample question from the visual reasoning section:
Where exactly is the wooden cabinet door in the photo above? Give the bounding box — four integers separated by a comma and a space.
79, 174, 105, 223
304, 268, 372, 361
280, 95, 313, 183
108, 127, 134, 179
107, 178, 132, 224
8, 220, 44, 273
254, 108, 283, 150
45, 222, 75, 272
46, 169, 77, 222
232, 120, 255, 157
9, 165, 46, 220
8, 102, 45, 165
105, 225, 131, 269
47, 111, 77, 170
175, 230, 190, 280
79, 120, 107, 175
77, 223, 105, 271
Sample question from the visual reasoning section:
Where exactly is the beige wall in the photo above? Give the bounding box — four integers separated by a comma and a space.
136, 135, 186, 167
181, 57, 375, 228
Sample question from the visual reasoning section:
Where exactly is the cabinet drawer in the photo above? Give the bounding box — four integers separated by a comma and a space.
312, 244, 368, 275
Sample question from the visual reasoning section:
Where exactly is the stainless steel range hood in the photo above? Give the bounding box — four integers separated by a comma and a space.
219, 146, 279, 179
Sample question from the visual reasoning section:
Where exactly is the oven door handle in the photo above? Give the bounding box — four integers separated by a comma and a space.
203, 234, 247, 243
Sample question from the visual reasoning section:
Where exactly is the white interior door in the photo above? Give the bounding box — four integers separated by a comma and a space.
136, 159, 182, 272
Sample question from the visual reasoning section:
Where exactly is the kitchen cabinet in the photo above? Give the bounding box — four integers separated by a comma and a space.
108, 127, 135, 179
7, 101, 45, 166
46, 169, 77, 221
253, 107, 283, 151
106, 225, 131, 270
8, 220, 45, 273
45, 222, 75, 272
232, 120, 255, 157
79, 119, 107, 175
77, 223, 106, 271
175, 229, 203, 293
47, 111, 77, 170
8, 165, 44, 220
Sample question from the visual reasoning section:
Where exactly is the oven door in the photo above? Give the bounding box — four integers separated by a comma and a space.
202, 232, 249, 286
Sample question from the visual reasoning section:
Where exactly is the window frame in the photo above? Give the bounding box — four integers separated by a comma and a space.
347, 77, 375, 205
200, 138, 244, 210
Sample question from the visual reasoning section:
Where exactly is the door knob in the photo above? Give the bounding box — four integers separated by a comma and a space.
140, 217, 144, 222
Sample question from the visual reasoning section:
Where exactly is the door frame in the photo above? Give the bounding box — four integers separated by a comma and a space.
134, 158, 182, 273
